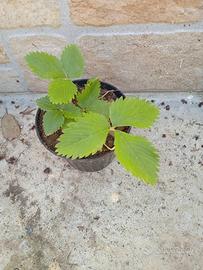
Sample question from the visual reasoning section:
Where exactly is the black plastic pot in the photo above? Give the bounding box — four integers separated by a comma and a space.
35, 79, 130, 172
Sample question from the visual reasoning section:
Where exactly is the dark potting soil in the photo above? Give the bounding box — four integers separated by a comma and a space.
38, 89, 129, 157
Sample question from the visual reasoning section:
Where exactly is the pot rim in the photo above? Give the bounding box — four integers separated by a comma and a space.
35, 79, 131, 161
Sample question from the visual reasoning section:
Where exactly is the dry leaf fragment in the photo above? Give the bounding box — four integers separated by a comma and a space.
1, 113, 21, 141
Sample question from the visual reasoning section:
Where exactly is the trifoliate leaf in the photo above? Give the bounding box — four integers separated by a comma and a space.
43, 110, 64, 135
110, 98, 159, 128
56, 112, 110, 158
87, 100, 110, 118
114, 131, 159, 185
36, 96, 58, 111
61, 44, 84, 78
25, 52, 65, 79
77, 78, 100, 108
48, 79, 77, 104
60, 103, 82, 119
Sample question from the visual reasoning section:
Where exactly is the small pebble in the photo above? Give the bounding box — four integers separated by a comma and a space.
111, 192, 120, 203
176, 133, 179, 136
165, 105, 170, 111
162, 134, 166, 138
181, 99, 187, 104
198, 102, 203, 108
160, 102, 165, 106
30, 125, 35, 131
44, 167, 52, 174
25, 226, 33, 236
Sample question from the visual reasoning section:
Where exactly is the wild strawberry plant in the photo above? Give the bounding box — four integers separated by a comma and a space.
25, 44, 160, 185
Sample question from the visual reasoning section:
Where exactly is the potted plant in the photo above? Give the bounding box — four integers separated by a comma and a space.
25, 44, 159, 185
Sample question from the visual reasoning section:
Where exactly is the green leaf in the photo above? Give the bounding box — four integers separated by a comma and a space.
56, 112, 110, 158
61, 44, 84, 78
61, 118, 74, 129
114, 131, 159, 185
36, 96, 57, 111
110, 98, 159, 128
77, 78, 100, 108
87, 100, 110, 118
43, 110, 64, 135
60, 103, 82, 119
25, 52, 65, 79
48, 79, 77, 104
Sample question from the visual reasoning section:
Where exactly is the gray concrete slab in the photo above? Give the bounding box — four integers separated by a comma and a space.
0, 92, 203, 270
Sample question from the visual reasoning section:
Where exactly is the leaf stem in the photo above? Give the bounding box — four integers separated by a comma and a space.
109, 127, 116, 131
104, 144, 115, 151
99, 90, 114, 100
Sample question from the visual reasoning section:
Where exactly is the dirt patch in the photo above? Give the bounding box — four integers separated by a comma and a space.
3, 183, 24, 203
6, 156, 18, 164
0, 153, 6, 161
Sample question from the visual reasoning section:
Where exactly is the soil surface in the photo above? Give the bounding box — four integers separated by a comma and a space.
37, 89, 129, 157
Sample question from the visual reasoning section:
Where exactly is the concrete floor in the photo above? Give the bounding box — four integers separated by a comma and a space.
0, 92, 203, 270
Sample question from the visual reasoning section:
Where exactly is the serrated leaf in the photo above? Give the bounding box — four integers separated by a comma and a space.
110, 98, 159, 128
43, 110, 64, 135
56, 112, 110, 158
48, 79, 77, 104
36, 96, 58, 111
61, 44, 84, 78
25, 52, 65, 79
77, 78, 100, 108
87, 100, 110, 118
114, 131, 159, 185
60, 103, 82, 119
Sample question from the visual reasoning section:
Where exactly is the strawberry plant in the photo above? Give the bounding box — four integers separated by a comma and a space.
25, 44, 160, 185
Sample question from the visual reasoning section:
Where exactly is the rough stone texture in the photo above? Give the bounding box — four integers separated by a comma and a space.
0, 92, 203, 270
10, 35, 67, 92
79, 33, 203, 92
0, 68, 23, 92
0, 45, 9, 64
70, 0, 203, 26
0, 0, 61, 29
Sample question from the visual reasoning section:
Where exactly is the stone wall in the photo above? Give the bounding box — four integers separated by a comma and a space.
0, 0, 203, 93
